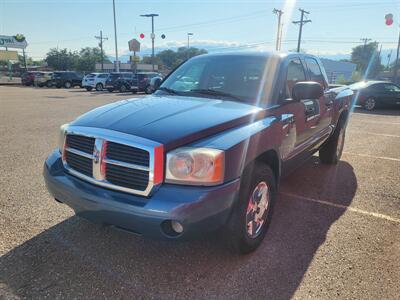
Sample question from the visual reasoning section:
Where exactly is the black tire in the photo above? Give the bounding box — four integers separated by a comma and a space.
319, 123, 346, 164
363, 97, 377, 111
86, 87, 93, 91
145, 85, 152, 94
224, 163, 276, 254
107, 88, 114, 92
95, 83, 103, 91
119, 84, 127, 93
64, 81, 72, 89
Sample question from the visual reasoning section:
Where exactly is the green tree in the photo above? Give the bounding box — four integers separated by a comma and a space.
45, 48, 79, 70
350, 42, 383, 79
142, 47, 207, 70
75, 47, 110, 72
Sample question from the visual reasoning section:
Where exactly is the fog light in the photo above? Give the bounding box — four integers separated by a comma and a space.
171, 220, 184, 233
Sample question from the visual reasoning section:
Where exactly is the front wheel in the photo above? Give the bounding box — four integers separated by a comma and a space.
363, 97, 377, 111
64, 81, 72, 89
319, 125, 346, 164
225, 163, 276, 254
95, 83, 103, 91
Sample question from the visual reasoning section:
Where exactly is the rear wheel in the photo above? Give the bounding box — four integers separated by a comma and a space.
95, 83, 103, 91
363, 97, 376, 111
86, 87, 92, 91
319, 124, 346, 164
225, 163, 276, 254
119, 84, 127, 93
64, 81, 72, 89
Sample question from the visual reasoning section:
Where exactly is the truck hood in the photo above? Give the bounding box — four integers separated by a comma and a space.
71, 95, 264, 150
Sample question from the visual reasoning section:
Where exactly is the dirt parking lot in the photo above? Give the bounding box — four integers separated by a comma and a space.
0, 86, 399, 299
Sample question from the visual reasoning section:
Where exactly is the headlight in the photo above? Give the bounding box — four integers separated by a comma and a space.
165, 148, 224, 185
58, 124, 69, 152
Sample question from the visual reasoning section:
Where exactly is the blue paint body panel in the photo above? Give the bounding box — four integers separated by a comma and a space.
44, 151, 240, 239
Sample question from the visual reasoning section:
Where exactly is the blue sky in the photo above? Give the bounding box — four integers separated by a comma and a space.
1, 0, 399, 62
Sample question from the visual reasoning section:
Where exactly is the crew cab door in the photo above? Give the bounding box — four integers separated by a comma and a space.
276, 58, 318, 161
303, 56, 333, 132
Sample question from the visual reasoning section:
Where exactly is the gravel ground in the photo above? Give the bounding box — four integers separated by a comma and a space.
0, 86, 399, 299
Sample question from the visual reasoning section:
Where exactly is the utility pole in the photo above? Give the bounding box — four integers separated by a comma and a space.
112, 0, 119, 72
292, 9, 311, 53
360, 38, 372, 48
140, 13, 159, 71
187, 33, 194, 59
273, 9, 283, 51
95, 30, 108, 72
387, 50, 392, 70
393, 30, 400, 83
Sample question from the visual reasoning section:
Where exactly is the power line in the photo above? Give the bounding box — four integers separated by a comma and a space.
293, 9, 311, 52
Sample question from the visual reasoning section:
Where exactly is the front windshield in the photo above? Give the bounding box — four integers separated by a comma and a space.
158, 55, 268, 103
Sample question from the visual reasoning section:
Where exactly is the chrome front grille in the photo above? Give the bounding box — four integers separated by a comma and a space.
62, 127, 161, 196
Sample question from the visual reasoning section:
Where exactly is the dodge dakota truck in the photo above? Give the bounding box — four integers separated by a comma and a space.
43, 52, 353, 253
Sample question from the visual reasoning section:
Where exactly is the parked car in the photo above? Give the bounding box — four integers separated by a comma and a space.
44, 52, 353, 254
105, 72, 134, 92
51, 71, 83, 88
349, 80, 400, 111
34, 72, 53, 87
132, 72, 162, 94
21, 71, 40, 86
81, 73, 109, 91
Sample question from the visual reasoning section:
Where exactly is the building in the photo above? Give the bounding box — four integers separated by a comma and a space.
95, 63, 158, 73
320, 58, 356, 83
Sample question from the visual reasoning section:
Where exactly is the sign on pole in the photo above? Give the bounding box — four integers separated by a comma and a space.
0, 35, 28, 49
0, 50, 18, 61
128, 38, 140, 52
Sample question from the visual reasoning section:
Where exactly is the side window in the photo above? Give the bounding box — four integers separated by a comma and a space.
285, 59, 306, 98
305, 58, 326, 88
383, 83, 400, 92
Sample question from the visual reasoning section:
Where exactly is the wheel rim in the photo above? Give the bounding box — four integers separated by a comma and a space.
96, 84, 103, 91
245, 181, 270, 239
336, 128, 345, 157
121, 85, 126, 92
65, 82, 71, 88
365, 98, 375, 110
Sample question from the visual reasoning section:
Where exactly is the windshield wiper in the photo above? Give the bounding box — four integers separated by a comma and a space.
157, 87, 179, 95
189, 89, 242, 101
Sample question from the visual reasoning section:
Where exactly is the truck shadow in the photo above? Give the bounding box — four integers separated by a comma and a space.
0, 157, 357, 299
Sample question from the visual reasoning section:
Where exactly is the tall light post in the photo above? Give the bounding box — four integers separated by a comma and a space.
112, 0, 119, 71
187, 32, 194, 59
140, 13, 159, 71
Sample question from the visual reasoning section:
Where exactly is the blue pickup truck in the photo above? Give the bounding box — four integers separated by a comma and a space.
44, 52, 353, 253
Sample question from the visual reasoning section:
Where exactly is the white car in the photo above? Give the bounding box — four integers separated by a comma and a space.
81, 73, 109, 91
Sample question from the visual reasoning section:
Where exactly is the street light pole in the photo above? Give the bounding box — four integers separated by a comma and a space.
95, 30, 108, 72
273, 9, 283, 51
112, 0, 119, 72
187, 33, 193, 59
140, 13, 159, 71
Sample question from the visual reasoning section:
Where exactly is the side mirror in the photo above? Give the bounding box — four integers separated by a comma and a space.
292, 81, 323, 101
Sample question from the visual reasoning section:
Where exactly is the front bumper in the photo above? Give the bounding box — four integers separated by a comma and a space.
43, 150, 240, 239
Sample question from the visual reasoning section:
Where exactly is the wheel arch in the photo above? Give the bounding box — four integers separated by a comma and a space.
247, 149, 281, 186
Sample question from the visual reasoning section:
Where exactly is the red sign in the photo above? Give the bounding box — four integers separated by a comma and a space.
140, 33, 145, 39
